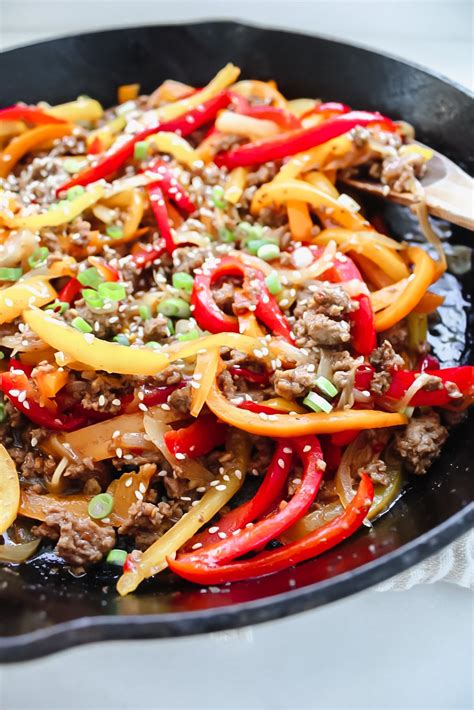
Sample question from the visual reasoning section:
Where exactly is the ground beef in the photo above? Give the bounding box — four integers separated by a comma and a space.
218, 369, 237, 399
379, 152, 426, 193
172, 246, 209, 274
294, 312, 351, 347
64, 456, 110, 488
293, 283, 355, 348
383, 321, 409, 352
249, 436, 274, 475
119, 500, 186, 550
370, 371, 392, 396
370, 340, 405, 372
66, 299, 123, 340
273, 365, 315, 399
394, 412, 448, 475
330, 350, 359, 390
15, 451, 57, 482
212, 277, 240, 313
220, 348, 248, 368
246, 162, 279, 187
33, 509, 116, 567
79, 372, 125, 415
152, 366, 184, 387
359, 459, 389, 486
15, 155, 69, 205
168, 383, 192, 415
143, 315, 171, 341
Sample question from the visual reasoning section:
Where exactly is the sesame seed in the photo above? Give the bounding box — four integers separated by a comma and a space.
112, 398, 121, 407
175, 452, 186, 460
139, 482, 147, 494
125, 477, 133, 488
158, 469, 168, 477
217, 531, 227, 539
190, 381, 201, 389
23, 401, 30, 410
112, 430, 120, 439
138, 403, 148, 412
30, 437, 38, 447
134, 490, 144, 501
210, 480, 220, 487
303, 445, 312, 453
277, 458, 285, 468
161, 403, 171, 411
98, 394, 106, 407
115, 447, 123, 458
196, 486, 206, 493
258, 412, 268, 420
17, 390, 27, 403
208, 526, 219, 534
191, 542, 203, 550
283, 447, 292, 454
234, 469, 242, 480
215, 484, 227, 491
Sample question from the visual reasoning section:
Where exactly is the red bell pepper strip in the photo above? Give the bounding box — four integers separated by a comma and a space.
214, 110, 395, 169
382, 367, 474, 407
238, 401, 285, 415
0, 371, 87, 431
131, 241, 166, 269
186, 439, 293, 551
87, 136, 104, 155
419, 354, 440, 372
320, 437, 342, 472
57, 277, 82, 304
229, 366, 269, 385
354, 364, 375, 390
191, 255, 294, 342
169, 473, 374, 584
173, 436, 325, 571
330, 429, 359, 447
229, 93, 301, 130
121, 382, 186, 413
164, 414, 227, 459
328, 255, 377, 356
0, 105, 67, 125
146, 160, 196, 215
147, 184, 176, 254
56, 91, 231, 194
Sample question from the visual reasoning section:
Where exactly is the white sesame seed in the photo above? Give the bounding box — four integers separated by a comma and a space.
139, 482, 147, 494
30, 437, 38, 447
175, 452, 186, 460
196, 486, 206, 493
234, 469, 242, 480
112, 430, 120, 439
190, 381, 201, 389
23, 401, 30, 410
258, 412, 268, 420
215, 484, 227, 491
217, 531, 227, 539
17, 391, 27, 403
112, 398, 121, 406
125, 477, 133, 488
277, 458, 285, 469
134, 490, 144, 501
115, 447, 123, 458
303, 445, 312, 453
98, 394, 106, 407
158, 469, 168, 477
208, 526, 219, 534
283, 447, 292, 454
138, 403, 148, 412
161, 403, 171, 411
191, 542, 203, 550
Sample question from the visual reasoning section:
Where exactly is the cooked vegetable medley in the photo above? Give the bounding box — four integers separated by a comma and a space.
0, 65, 472, 594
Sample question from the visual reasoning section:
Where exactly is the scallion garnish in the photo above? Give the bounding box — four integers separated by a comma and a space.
78, 267, 102, 289
257, 243, 280, 261
106, 549, 128, 566
172, 272, 194, 292
218, 227, 236, 243
211, 185, 226, 209
314, 376, 338, 398
176, 329, 200, 341
28, 247, 49, 269
133, 140, 149, 161
303, 391, 334, 414
82, 289, 105, 309
0, 267, 22, 282
97, 282, 127, 302
106, 225, 124, 240
157, 297, 191, 318
264, 271, 283, 295
88, 493, 114, 520
44, 300, 69, 315
71, 316, 93, 334
66, 185, 85, 201
139, 304, 151, 321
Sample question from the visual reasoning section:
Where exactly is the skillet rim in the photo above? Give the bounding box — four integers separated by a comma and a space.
0, 19, 472, 663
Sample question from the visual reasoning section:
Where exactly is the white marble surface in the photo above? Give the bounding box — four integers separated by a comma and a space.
0, 3, 472, 708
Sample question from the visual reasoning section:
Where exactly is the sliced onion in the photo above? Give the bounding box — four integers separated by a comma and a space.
0, 230, 38, 268
0, 538, 40, 563
47, 456, 69, 493
143, 413, 214, 487
415, 200, 447, 274
395, 372, 433, 412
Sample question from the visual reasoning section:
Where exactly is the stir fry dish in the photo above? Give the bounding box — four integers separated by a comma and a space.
0, 64, 472, 595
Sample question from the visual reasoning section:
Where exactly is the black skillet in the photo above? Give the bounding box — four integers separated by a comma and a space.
0, 21, 473, 663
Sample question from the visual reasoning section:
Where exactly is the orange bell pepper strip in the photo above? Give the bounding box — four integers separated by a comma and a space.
374, 246, 436, 332
287, 200, 313, 241
206, 370, 407, 437
118, 83, 140, 103
35, 368, 69, 400
0, 122, 72, 178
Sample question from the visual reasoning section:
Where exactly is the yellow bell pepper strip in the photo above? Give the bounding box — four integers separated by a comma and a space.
237, 312, 266, 338
230, 79, 289, 109
370, 279, 444, 314
0, 444, 20, 534
313, 227, 404, 254
146, 132, 200, 167
86, 115, 126, 152
224, 167, 248, 204
287, 200, 313, 241
117, 428, 251, 595
375, 246, 436, 332
19, 488, 90, 522
46, 97, 104, 123
23, 308, 170, 376
190, 347, 220, 418
121, 188, 145, 240
7, 183, 104, 230
0, 122, 73, 178
251, 180, 371, 231
169, 473, 374, 585
206, 370, 407, 436
118, 83, 140, 104
0, 279, 56, 325
287, 98, 319, 117
156, 63, 240, 122
304, 170, 340, 198
275, 134, 354, 182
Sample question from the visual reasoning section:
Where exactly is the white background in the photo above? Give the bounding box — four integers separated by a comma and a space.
0, 2, 473, 709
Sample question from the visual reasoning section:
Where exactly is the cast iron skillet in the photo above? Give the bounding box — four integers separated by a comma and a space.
0, 21, 473, 663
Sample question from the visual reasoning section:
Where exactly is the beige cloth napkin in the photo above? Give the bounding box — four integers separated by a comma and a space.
375, 530, 473, 591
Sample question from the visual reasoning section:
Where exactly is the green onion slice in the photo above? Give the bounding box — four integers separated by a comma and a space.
157, 297, 191, 318
314, 376, 338, 398
28, 247, 49, 269
71, 316, 93, 334
97, 282, 127, 302
78, 267, 102, 289
88, 493, 114, 520
172, 272, 194, 292
106, 549, 128, 566
257, 243, 280, 261
0, 267, 23, 282
264, 271, 283, 295
303, 391, 334, 414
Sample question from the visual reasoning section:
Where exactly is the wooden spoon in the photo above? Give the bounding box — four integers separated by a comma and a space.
341, 142, 474, 231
